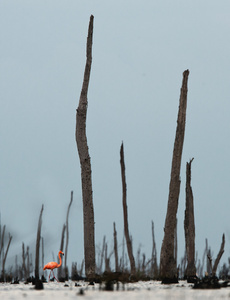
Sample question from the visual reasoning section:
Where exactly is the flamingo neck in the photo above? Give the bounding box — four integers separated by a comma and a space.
57, 252, 62, 268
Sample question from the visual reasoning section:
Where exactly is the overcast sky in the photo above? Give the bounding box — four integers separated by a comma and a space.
1, 1, 230, 275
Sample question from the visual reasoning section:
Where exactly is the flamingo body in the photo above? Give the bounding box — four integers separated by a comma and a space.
43, 251, 64, 281
43, 261, 59, 270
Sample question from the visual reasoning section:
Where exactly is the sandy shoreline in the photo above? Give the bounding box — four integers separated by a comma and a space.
1, 280, 230, 299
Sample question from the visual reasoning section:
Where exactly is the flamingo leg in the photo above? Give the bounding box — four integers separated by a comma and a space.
52, 270, 59, 282
48, 271, 52, 281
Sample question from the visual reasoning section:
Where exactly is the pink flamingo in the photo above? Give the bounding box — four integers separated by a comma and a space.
43, 251, 64, 282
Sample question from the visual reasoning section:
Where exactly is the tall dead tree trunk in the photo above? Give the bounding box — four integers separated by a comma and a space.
27, 246, 30, 279
212, 234, 225, 276
151, 221, 158, 279
120, 142, 136, 275
98, 236, 106, 274
1, 232, 12, 281
58, 224, 66, 279
113, 222, 119, 272
0, 225, 5, 261
64, 191, 73, 279
174, 218, 178, 268
60, 224, 66, 253
104, 242, 111, 272
35, 204, 44, 280
160, 70, 189, 282
75, 15, 95, 278
22, 243, 26, 279
184, 158, 196, 280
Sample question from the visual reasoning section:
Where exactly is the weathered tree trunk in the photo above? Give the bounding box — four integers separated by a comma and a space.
113, 222, 119, 272
35, 204, 44, 280
15, 255, 18, 279
64, 191, 73, 279
137, 246, 141, 272
151, 221, 158, 279
184, 158, 196, 280
205, 239, 212, 275
207, 253, 213, 275
120, 142, 136, 275
1, 233, 12, 281
160, 70, 189, 282
212, 234, 225, 276
26, 246, 30, 279
58, 224, 66, 279
60, 224, 66, 253
200, 238, 208, 277
98, 236, 106, 274
121, 235, 125, 272
104, 243, 111, 272
0, 225, 5, 260
75, 15, 95, 278
174, 218, 178, 268
22, 242, 26, 279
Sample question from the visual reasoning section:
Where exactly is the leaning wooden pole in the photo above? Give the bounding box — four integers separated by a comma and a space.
120, 142, 136, 275
184, 158, 196, 280
75, 15, 95, 278
160, 70, 189, 282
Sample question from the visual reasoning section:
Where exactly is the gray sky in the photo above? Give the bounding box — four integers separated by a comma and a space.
1, 1, 230, 274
